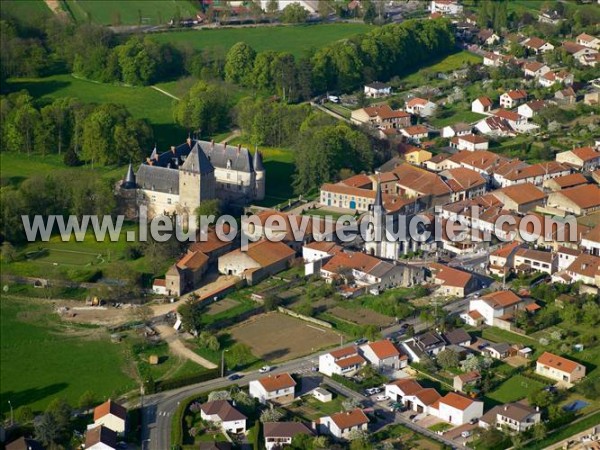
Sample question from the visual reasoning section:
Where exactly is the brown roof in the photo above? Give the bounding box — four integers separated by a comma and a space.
201, 400, 247, 422
402, 125, 429, 136
322, 251, 381, 274
153, 278, 166, 287
457, 370, 481, 383
258, 373, 296, 392
459, 134, 488, 144
93, 399, 127, 421
476, 96, 493, 107
450, 150, 507, 173
563, 41, 588, 54
577, 33, 597, 43
468, 310, 483, 320
493, 183, 545, 205
440, 392, 475, 411
554, 184, 600, 209
6, 438, 43, 450
335, 354, 367, 369
392, 163, 451, 197
304, 241, 343, 254
523, 61, 546, 72
430, 263, 473, 288
441, 167, 486, 191
388, 378, 423, 395
85, 425, 117, 449
263, 422, 312, 439
516, 248, 555, 264
491, 241, 522, 258
567, 253, 600, 278
190, 228, 233, 254
523, 100, 548, 111
583, 225, 600, 244
504, 89, 527, 100
494, 109, 522, 122
537, 352, 581, 374
245, 240, 296, 267
177, 250, 209, 270
523, 36, 548, 49
365, 340, 400, 360
414, 388, 442, 405
329, 409, 369, 430
482, 290, 522, 308
341, 174, 373, 189
548, 173, 587, 189
570, 146, 600, 162
481, 403, 537, 425
406, 97, 429, 107
329, 346, 358, 359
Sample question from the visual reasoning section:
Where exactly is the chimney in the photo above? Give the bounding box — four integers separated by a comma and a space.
187, 136, 192, 146
536, 406, 539, 412
171, 145, 176, 154
504, 405, 508, 411
211, 139, 215, 149
238, 144, 241, 154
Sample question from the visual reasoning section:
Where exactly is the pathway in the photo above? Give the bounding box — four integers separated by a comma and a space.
155, 324, 217, 369
219, 128, 241, 144
150, 85, 180, 101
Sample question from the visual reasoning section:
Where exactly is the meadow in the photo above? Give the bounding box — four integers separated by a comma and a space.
151, 23, 373, 58
1, 0, 51, 27
486, 374, 545, 404
401, 50, 483, 87
0, 296, 136, 413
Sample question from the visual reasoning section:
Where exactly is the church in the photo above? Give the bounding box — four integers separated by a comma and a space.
119, 137, 266, 228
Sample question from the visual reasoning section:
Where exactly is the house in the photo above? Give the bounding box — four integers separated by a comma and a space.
198, 442, 232, 450
514, 248, 557, 275
218, 239, 295, 285
471, 96, 493, 114
264, 422, 312, 450
405, 148, 433, 166
546, 184, 600, 216
493, 109, 527, 129
405, 98, 437, 117
440, 167, 487, 202
430, 0, 463, 16
584, 90, 600, 106
402, 331, 446, 362
565, 253, 600, 287
486, 342, 511, 359
404, 388, 442, 414
499, 90, 527, 109
562, 41, 598, 64
319, 346, 366, 377
556, 246, 581, 271
581, 225, 600, 256
259, 0, 320, 13
400, 125, 429, 143
429, 263, 479, 297
463, 290, 524, 326
93, 400, 127, 434
451, 134, 489, 152
556, 146, 600, 171
544, 173, 587, 191
351, 105, 411, 130
442, 122, 472, 139
312, 387, 333, 403
85, 425, 117, 450
538, 10, 562, 24
493, 161, 570, 188
483, 52, 506, 67
249, 373, 296, 404
576, 33, 600, 50
442, 328, 472, 347
479, 402, 541, 432
492, 183, 545, 213
364, 82, 391, 98
200, 400, 247, 434
360, 339, 407, 370
302, 241, 342, 264
166, 249, 209, 296
453, 370, 481, 392
385, 378, 424, 403
518, 100, 548, 119
318, 409, 369, 440
5, 437, 44, 450
488, 242, 523, 276
539, 70, 574, 88
522, 37, 554, 54
555, 87, 577, 105
478, 29, 500, 46
536, 352, 586, 384
152, 278, 167, 295
523, 61, 551, 78
424, 153, 451, 172
434, 392, 484, 426
475, 116, 514, 137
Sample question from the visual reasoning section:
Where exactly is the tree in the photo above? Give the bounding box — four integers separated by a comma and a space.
263, 294, 281, 312
198, 331, 220, 351
208, 390, 231, 402
281, 3, 309, 23
260, 407, 284, 422
533, 422, 547, 441
225, 42, 256, 86
342, 398, 361, 411
14, 405, 34, 423
1, 242, 17, 263
77, 390, 97, 410
476, 427, 506, 450
582, 301, 600, 325
35, 413, 61, 448
437, 348, 460, 369
228, 343, 254, 368
363, 0, 376, 24
232, 389, 254, 407
173, 80, 230, 135
45, 397, 72, 432
527, 389, 553, 408
195, 199, 221, 227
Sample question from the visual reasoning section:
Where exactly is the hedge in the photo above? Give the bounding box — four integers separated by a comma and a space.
144, 368, 220, 394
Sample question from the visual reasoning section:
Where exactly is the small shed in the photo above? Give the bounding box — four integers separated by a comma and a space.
312, 387, 333, 403
518, 347, 533, 358
148, 355, 159, 365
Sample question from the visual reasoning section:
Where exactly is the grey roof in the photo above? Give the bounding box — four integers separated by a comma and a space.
253, 149, 264, 172
443, 329, 472, 346
201, 400, 246, 422
366, 82, 390, 90
136, 164, 179, 194
198, 141, 254, 173
122, 163, 136, 189
488, 342, 511, 354
368, 261, 395, 278
181, 143, 214, 175
263, 422, 312, 439
480, 403, 537, 425
374, 178, 383, 208
416, 332, 445, 348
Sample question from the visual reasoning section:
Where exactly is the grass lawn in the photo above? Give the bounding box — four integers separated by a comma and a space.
1, 0, 51, 27
323, 102, 353, 119
482, 327, 538, 347
6, 74, 182, 150
523, 411, 600, 450
285, 392, 346, 421
134, 340, 205, 382
63, 0, 198, 25
430, 109, 486, 128
302, 208, 348, 219
0, 296, 136, 413
402, 51, 482, 85
151, 23, 373, 58
486, 374, 545, 404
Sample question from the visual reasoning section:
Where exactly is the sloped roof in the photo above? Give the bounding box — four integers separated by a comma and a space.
537, 352, 581, 374
365, 340, 401, 360
414, 388, 441, 405
257, 373, 296, 392
85, 425, 117, 449
481, 290, 522, 308
245, 240, 296, 268
329, 409, 369, 430
548, 173, 588, 189
94, 399, 127, 421
181, 143, 215, 175
553, 184, 600, 209
440, 392, 475, 411
136, 164, 180, 194
201, 400, 247, 422
493, 182, 545, 205
263, 422, 312, 439
430, 263, 473, 288
388, 378, 423, 395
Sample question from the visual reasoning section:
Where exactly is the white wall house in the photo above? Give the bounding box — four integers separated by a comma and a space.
360, 340, 406, 370
200, 400, 247, 434
319, 346, 366, 377
536, 352, 586, 384
471, 96, 493, 114
93, 400, 127, 434
249, 373, 296, 404
435, 393, 484, 426
462, 290, 524, 326
319, 409, 369, 440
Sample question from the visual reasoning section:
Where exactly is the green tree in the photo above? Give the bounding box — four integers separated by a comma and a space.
14, 405, 34, 423
173, 81, 230, 135
77, 390, 97, 410
35, 413, 61, 448
195, 199, 222, 227
45, 397, 72, 432
1, 242, 17, 263
225, 42, 256, 86
198, 331, 220, 351
228, 343, 254, 368
281, 3, 309, 23
437, 348, 460, 369
533, 422, 547, 441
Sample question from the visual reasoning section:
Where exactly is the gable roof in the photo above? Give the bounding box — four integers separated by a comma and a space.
439, 392, 475, 410
523, 36, 549, 49
567, 253, 600, 278
443, 328, 471, 345
364, 340, 401, 360
329, 409, 369, 429
516, 248, 555, 264
457, 370, 481, 383
570, 146, 600, 162
388, 378, 423, 395
93, 399, 127, 422
548, 173, 587, 189
406, 97, 430, 107
245, 240, 296, 267
537, 352, 581, 374
430, 263, 473, 288
85, 425, 117, 449
263, 422, 312, 439
493, 183, 545, 205
330, 346, 358, 359
491, 241, 522, 258
553, 184, 600, 209
475, 96, 493, 107
257, 373, 296, 392
481, 290, 522, 308
201, 400, 247, 422
413, 388, 441, 405
177, 250, 209, 271
503, 89, 527, 100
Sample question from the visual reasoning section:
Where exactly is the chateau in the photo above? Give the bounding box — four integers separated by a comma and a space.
120, 138, 265, 227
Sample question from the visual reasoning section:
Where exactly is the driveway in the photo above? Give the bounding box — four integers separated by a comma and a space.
155, 324, 217, 369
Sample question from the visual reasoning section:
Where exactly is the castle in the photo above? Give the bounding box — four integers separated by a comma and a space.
119, 138, 265, 228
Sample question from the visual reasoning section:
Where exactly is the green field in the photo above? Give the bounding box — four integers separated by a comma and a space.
486, 374, 545, 404
6, 74, 181, 150
151, 23, 373, 58
402, 50, 482, 85
1, 0, 52, 27
0, 296, 136, 413
62, 0, 199, 25
431, 110, 486, 128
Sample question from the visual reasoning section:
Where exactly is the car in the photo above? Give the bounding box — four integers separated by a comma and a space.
311, 366, 318, 372
259, 366, 272, 373
478, 343, 489, 350
354, 338, 367, 345
375, 395, 389, 402
365, 387, 381, 395
400, 323, 409, 329
461, 431, 472, 438
227, 373, 242, 381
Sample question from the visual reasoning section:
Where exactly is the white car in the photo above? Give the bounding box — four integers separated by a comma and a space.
375, 395, 389, 402
259, 366, 272, 373
461, 431, 472, 438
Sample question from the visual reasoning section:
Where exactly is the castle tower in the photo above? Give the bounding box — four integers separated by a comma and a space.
121, 163, 136, 189
253, 148, 266, 201
179, 143, 216, 228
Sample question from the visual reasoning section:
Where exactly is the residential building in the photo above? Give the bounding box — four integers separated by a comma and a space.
556, 146, 600, 171
430, 0, 463, 16
439, 167, 487, 202
200, 400, 247, 434
404, 388, 442, 414
543, 173, 587, 191
319, 346, 366, 377
565, 253, 600, 287
584, 90, 600, 106
350, 105, 411, 130
492, 183, 546, 213
364, 82, 391, 98
475, 116, 514, 137
85, 426, 117, 450
493, 109, 527, 129
442, 328, 472, 347
318, 409, 369, 440
538, 10, 562, 25
518, 100, 548, 119
576, 33, 600, 50
562, 41, 599, 64
385, 378, 424, 403
249, 373, 297, 404
539, 70, 574, 88
555, 87, 577, 105
259, 0, 320, 13
429, 263, 479, 297
360, 340, 407, 370
536, 352, 586, 384
522, 36, 554, 54
263, 422, 312, 450
522, 61, 551, 78
302, 241, 342, 263
499, 90, 527, 109
218, 240, 295, 285
400, 125, 429, 143
471, 96, 493, 114
165, 249, 209, 296
581, 225, 600, 256
557, 246, 581, 271
5, 437, 44, 450
453, 371, 481, 392
463, 290, 525, 327
451, 134, 489, 152
402, 331, 446, 362
434, 393, 484, 426
441, 122, 472, 139
479, 402, 541, 432
93, 400, 127, 434
405, 98, 437, 117
493, 161, 570, 188
514, 248, 557, 275
405, 148, 433, 166
546, 184, 600, 216
486, 342, 511, 359
483, 52, 507, 67
488, 242, 523, 276
478, 29, 500, 46
152, 278, 167, 295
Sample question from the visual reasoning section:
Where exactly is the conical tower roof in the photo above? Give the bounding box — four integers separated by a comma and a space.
122, 163, 136, 189
253, 148, 264, 172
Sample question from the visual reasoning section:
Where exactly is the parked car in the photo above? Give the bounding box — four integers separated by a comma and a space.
365, 387, 381, 395
461, 430, 472, 438
227, 373, 242, 381
259, 366, 272, 373
354, 338, 367, 345
375, 395, 389, 402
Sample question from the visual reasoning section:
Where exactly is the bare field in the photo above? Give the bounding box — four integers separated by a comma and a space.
329, 306, 394, 327
229, 313, 340, 362
205, 298, 238, 316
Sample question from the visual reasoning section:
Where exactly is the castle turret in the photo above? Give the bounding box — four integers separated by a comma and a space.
253, 148, 266, 201
121, 163, 136, 189
179, 144, 216, 228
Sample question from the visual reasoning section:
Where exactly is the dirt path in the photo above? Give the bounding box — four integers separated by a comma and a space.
150, 85, 180, 101
156, 324, 217, 369
219, 128, 241, 144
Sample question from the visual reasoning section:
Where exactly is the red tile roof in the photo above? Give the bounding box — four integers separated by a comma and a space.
493, 183, 545, 205
329, 346, 358, 359
388, 378, 423, 395
554, 184, 600, 209
430, 263, 473, 288
504, 89, 527, 100
482, 290, 522, 308
440, 392, 475, 411
537, 352, 581, 374
365, 340, 400, 360
93, 400, 127, 421
414, 388, 441, 405
257, 373, 296, 392
330, 409, 369, 430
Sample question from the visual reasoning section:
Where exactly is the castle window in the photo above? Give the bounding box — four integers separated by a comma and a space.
167, 198, 172, 205
227, 173, 231, 180
227, 159, 232, 169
